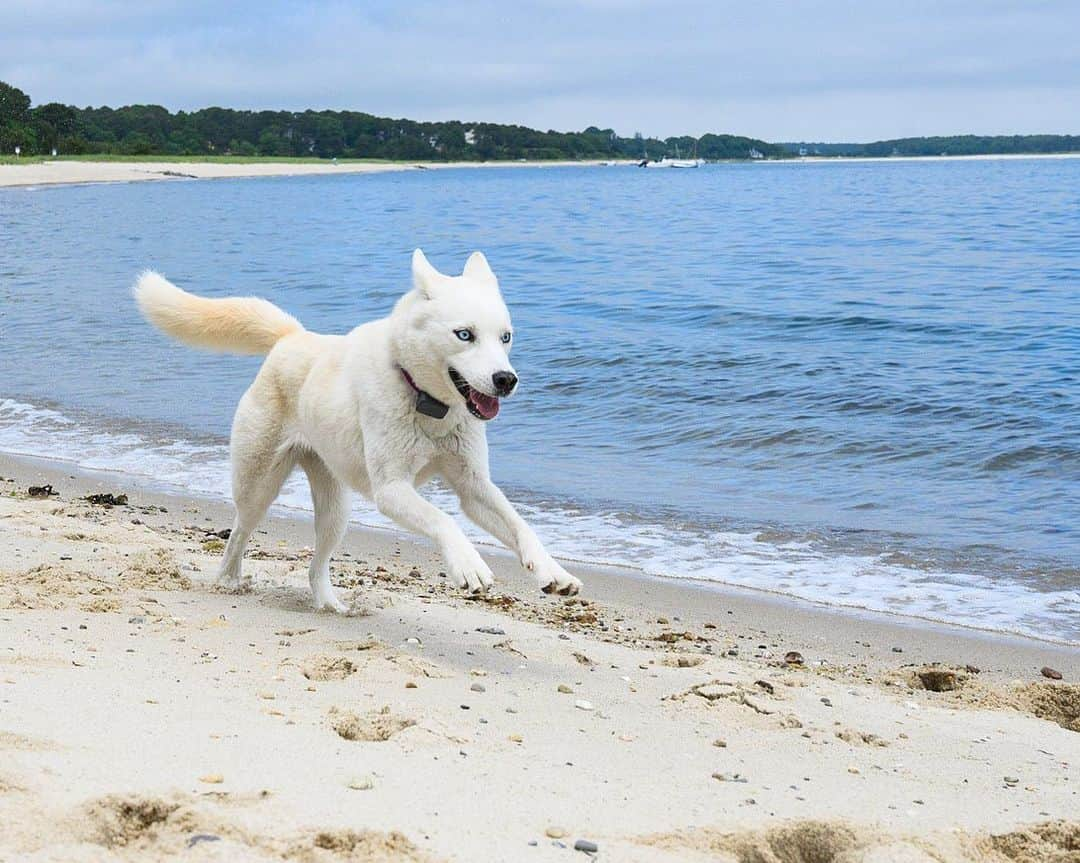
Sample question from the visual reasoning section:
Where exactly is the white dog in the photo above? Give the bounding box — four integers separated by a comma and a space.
134, 250, 582, 611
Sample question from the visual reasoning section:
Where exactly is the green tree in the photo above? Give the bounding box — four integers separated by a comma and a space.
0, 81, 31, 127
31, 102, 76, 152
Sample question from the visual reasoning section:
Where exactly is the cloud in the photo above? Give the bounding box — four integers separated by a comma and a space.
2, 0, 1077, 139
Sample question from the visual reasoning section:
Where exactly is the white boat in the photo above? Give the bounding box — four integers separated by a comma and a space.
642, 156, 704, 168
638, 144, 705, 168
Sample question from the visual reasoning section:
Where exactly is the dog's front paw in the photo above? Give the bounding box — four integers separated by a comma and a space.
445, 544, 495, 595
312, 586, 350, 614
527, 556, 582, 596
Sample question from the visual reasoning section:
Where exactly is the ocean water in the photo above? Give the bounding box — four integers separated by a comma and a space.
1, 159, 1078, 641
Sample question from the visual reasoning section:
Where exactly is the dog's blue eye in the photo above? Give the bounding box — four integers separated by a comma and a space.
501, 331, 512, 344
454, 328, 474, 342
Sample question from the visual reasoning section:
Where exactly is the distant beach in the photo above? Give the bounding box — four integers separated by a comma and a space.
0, 158, 628, 188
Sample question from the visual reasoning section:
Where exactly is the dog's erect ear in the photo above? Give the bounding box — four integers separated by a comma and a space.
412, 248, 443, 298
462, 251, 497, 286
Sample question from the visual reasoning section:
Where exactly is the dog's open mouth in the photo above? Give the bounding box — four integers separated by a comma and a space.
448, 367, 499, 420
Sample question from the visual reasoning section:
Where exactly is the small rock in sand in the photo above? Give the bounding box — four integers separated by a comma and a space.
917, 668, 959, 692
1041, 667, 1063, 680
85, 492, 129, 507
198, 774, 224, 784
575, 699, 594, 711
347, 775, 375, 791
470, 683, 486, 693
476, 627, 506, 635
574, 839, 599, 853
661, 654, 704, 668
784, 651, 804, 665
557, 684, 573, 694
545, 826, 567, 839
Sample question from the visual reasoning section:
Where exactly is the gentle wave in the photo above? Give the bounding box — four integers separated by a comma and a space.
1, 396, 1076, 643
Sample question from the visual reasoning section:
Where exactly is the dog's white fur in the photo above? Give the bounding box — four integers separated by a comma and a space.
134, 250, 582, 611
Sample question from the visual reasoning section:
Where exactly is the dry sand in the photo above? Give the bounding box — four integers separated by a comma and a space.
0, 453, 1077, 862
0, 159, 624, 188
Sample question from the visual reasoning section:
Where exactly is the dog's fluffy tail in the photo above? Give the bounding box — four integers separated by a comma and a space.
133, 271, 303, 355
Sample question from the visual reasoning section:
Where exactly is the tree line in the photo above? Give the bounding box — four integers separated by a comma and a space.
5, 81, 1075, 163
0, 81, 784, 161
784, 135, 1080, 157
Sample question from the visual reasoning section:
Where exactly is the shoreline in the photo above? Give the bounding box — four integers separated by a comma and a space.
2, 443, 1077, 653
1, 151, 1077, 188
0, 158, 628, 189
773, 152, 1080, 165
2, 449, 1075, 679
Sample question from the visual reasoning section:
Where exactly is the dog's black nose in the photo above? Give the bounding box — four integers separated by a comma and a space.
492, 371, 518, 395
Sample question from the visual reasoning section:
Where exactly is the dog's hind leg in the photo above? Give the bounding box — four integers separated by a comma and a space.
298, 451, 350, 613
217, 401, 296, 591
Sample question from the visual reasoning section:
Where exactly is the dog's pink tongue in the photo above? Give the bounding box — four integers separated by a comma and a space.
470, 391, 500, 420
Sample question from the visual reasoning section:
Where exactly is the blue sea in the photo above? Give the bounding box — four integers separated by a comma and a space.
1, 158, 1077, 641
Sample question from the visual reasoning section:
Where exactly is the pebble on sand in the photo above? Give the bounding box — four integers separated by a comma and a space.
557, 684, 573, 694
916, 668, 959, 692
1041, 667, 1063, 680
574, 838, 599, 853
198, 774, 224, 784
545, 826, 567, 839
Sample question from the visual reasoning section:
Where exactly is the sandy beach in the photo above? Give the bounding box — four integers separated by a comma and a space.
0, 159, 625, 189
0, 451, 1076, 862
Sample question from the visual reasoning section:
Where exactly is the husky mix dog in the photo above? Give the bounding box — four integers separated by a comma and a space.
134, 250, 582, 612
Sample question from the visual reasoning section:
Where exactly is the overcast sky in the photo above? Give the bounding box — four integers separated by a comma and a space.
3, 0, 1078, 141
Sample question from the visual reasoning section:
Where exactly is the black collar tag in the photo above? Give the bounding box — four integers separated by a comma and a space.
415, 390, 450, 419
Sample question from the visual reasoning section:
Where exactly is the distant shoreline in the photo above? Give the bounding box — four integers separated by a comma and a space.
771, 151, 1080, 165
0, 158, 633, 188
2, 151, 1079, 188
